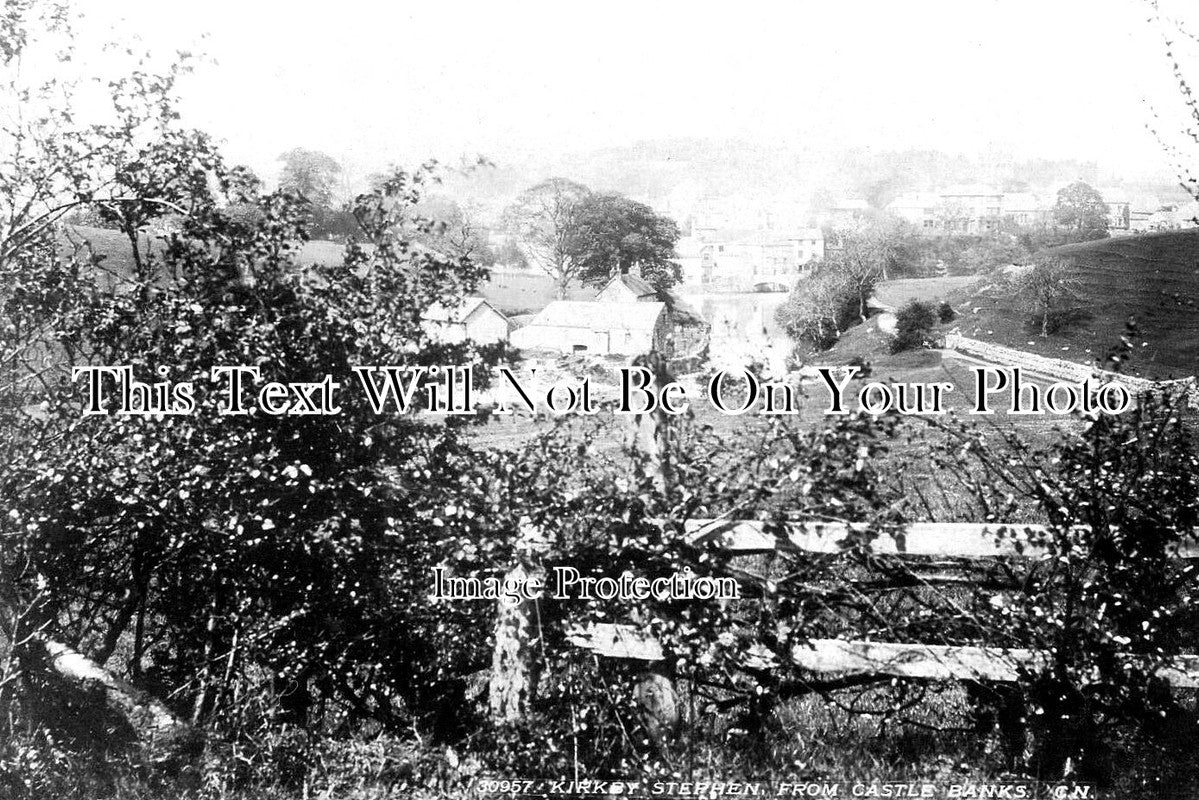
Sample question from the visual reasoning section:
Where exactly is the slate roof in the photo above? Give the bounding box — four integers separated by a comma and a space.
422, 297, 501, 324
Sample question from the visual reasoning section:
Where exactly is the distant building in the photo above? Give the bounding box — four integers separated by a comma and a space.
1000, 192, 1052, 229
510, 300, 670, 356
679, 227, 824, 291
828, 199, 870, 230
1097, 187, 1133, 233
886, 192, 943, 231
422, 297, 509, 344
1128, 194, 1163, 233
1146, 202, 1199, 232
938, 185, 1004, 234
886, 187, 1005, 235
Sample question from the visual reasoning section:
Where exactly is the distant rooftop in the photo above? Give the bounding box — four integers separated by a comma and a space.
423, 297, 499, 323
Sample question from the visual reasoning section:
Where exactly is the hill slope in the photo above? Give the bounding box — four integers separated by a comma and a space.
956, 229, 1199, 379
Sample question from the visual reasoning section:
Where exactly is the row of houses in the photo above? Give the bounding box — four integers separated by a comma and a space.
828, 186, 1198, 236
674, 226, 825, 292
423, 274, 710, 359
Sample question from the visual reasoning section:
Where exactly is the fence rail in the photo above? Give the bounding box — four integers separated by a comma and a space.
571, 518, 1199, 688
571, 624, 1199, 688
684, 518, 1199, 558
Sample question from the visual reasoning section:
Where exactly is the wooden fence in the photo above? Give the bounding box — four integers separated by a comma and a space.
570, 519, 1199, 688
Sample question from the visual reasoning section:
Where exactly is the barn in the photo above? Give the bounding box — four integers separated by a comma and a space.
422, 297, 509, 344
509, 300, 669, 356
594, 273, 710, 358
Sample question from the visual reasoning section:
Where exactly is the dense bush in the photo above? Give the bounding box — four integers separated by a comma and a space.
890, 300, 938, 353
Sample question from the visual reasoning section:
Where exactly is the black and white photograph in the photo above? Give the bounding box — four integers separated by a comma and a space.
5, 1, 1199, 797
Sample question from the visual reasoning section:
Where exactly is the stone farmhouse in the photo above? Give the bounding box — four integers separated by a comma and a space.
509, 273, 711, 358
510, 300, 669, 356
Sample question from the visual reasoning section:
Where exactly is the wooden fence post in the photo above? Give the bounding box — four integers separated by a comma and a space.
628, 351, 681, 744
488, 521, 546, 723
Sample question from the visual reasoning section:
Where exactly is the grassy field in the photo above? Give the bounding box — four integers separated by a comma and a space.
873, 275, 981, 308
956, 230, 1199, 380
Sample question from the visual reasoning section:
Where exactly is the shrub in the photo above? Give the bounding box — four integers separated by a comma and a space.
890, 300, 938, 354
937, 301, 956, 323
846, 354, 872, 378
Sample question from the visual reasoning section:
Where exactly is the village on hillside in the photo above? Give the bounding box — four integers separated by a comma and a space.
406, 173, 1199, 420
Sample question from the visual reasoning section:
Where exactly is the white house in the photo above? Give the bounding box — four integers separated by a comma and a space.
510, 300, 669, 356
422, 297, 509, 344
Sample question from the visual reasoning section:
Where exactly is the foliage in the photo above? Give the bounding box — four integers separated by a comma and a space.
1052, 181, 1109, 242
1012, 255, 1083, 337
1151, 5, 1199, 207
7, 3, 1199, 795
275, 149, 359, 240
889, 300, 938, 354
569, 192, 682, 290
501, 177, 592, 297
775, 243, 884, 351
0, 3, 519, 754
410, 196, 496, 266
926, 388, 1199, 781
276, 148, 342, 209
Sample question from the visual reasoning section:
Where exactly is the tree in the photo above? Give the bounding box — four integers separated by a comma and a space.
1014, 255, 1082, 337
890, 300, 938, 354
277, 148, 354, 240
0, 4, 509, 770
1052, 181, 1109, 241
502, 178, 591, 298
775, 259, 859, 350
838, 223, 899, 318
1148, 4, 1199, 208
276, 148, 342, 208
412, 196, 496, 265
569, 192, 681, 290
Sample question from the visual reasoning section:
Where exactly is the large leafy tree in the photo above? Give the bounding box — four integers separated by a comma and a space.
276, 147, 342, 208
501, 177, 591, 297
569, 192, 681, 290
0, 2, 512, 755
1052, 181, 1109, 241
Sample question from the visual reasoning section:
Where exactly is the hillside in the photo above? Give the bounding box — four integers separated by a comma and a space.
952, 229, 1199, 380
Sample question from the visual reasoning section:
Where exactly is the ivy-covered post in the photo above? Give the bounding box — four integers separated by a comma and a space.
488, 519, 547, 723
628, 351, 681, 745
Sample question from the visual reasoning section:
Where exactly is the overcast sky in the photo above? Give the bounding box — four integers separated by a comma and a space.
77, 0, 1199, 186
